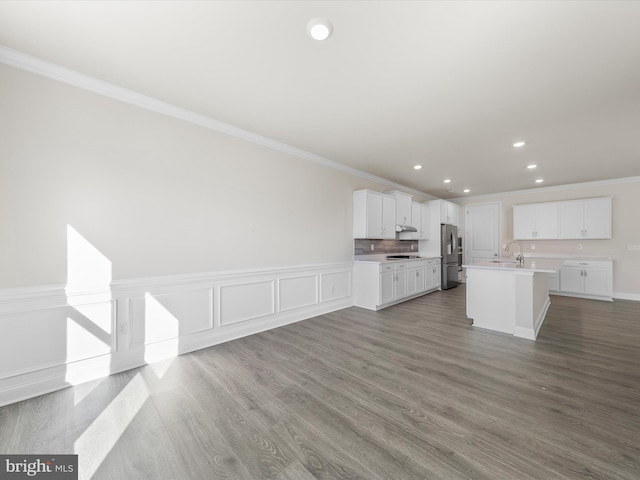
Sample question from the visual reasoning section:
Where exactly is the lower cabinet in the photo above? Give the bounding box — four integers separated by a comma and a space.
354, 258, 441, 311
407, 264, 426, 296
380, 263, 407, 303
559, 260, 612, 301
425, 259, 441, 291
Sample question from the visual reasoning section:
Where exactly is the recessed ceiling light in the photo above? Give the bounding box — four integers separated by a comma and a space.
463, 189, 470, 193
535, 179, 544, 183
527, 164, 537, 169
413, 164, 422, 170
307, 18, 333, 40
443, 179, 451, 183
513, 141, 526, 148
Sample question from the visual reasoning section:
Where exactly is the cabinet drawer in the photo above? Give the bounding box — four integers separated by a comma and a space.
380, 264, 395, 273
562, 260, 610, 268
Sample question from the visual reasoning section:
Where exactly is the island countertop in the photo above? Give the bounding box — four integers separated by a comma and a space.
463, 259, 556, 274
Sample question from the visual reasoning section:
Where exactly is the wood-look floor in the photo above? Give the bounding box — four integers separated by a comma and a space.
1, 286, 639, 479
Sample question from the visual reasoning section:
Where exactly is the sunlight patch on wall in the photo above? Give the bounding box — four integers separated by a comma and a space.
66, 225, 112, 295
66, 225, 114, 388
142, 293, 179, 373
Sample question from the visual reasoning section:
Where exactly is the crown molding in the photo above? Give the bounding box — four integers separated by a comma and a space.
451, 176, 640, 202
0, 45, 432, 199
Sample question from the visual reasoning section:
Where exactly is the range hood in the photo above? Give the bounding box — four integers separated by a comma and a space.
395, 224, 417, 233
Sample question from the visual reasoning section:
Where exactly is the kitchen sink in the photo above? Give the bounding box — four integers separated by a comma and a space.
386, 255, 422, 260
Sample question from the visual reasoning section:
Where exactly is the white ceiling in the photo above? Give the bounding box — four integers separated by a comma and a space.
1, 1, 639, 199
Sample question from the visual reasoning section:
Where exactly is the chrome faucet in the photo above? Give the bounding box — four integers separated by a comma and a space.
505, 240, 524, 266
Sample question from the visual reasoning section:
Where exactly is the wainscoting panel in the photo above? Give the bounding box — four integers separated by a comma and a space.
0, 262, 353, 407
219, 280, 275, 326
129, 288, 213, 346
0, 300, 115, 379
321, 271, 351, 302
278, 275, 319, 312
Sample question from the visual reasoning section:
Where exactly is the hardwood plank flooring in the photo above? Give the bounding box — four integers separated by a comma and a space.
1, 286, 639, 479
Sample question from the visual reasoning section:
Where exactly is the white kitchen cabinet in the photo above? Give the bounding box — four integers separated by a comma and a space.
353, 190, 396, 239
559, 260, 612, 301
513, 202, 559, 240
424, 258, 441, 291
410, 202, 430, 240
439, 201, 461, 227
353, 258, 440, 310
393, 262, 408, 299
380, 267, 395, 305
370, 262, 408, 307
388, 191, 412, 226
407, 260, 427, 296
559, 197, 612, 239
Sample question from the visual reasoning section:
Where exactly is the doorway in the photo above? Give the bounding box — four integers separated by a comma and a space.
465, 202, 501, 264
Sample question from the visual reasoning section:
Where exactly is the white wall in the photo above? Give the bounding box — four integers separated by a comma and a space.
0, 63, 395, 288
0, 62, 405, 406
454, 179, 640, 298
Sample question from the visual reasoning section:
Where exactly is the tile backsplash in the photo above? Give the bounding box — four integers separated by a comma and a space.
354, 239, 419, 256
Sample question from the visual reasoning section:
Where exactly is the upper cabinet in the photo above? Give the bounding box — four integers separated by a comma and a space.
353, 190, 396, 239
513, 202, 559, 240
559, 197, 612, 239
410, 202, 430, 240
429, 200, 461, 229
513, 197, 612, 241
440, 201, 460, 227
388, 191, 412, 226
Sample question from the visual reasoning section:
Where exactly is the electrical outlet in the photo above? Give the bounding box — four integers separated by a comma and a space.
411, 244, 414, 251
577, 244, 583, 250
118, 323, 128, 335
628, 245, 640, 251
531, 244, 535, 250
370, 244, 374, 251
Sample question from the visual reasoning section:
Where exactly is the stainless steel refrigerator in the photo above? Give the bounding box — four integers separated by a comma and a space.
441, 224, 459, 290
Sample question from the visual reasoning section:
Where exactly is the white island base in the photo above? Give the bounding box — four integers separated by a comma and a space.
464, 262, 555, 341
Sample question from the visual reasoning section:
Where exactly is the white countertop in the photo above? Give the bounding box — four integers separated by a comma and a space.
463, 259, 556, 274
520, 253, 614, 261
354, 254, 441, 264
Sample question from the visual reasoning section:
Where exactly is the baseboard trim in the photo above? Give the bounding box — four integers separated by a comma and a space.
613, 292, 640, 302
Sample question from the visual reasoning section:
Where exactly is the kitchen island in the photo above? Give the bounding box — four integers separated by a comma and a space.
462, 260, 557, 340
